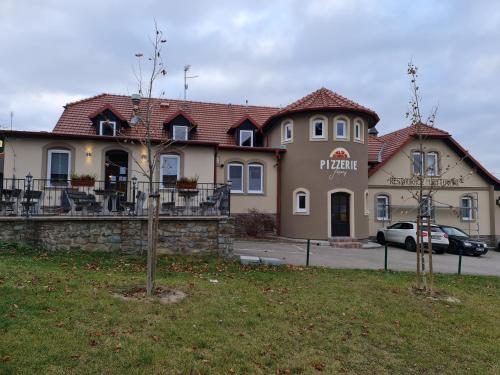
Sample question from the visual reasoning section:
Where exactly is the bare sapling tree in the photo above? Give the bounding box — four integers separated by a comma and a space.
377, 63, 475, 292
114, 21, 173, 296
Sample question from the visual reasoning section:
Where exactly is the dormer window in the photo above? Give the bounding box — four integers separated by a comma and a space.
99, 121, 117, 136
173, 125, 188, 141
239, 130, 254, 147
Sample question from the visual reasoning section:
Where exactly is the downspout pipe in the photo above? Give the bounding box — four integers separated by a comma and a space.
213, 145, 218, 184
275, 150, 282, 235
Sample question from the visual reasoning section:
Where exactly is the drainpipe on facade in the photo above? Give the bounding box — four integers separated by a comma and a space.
275, 150, 281, 235
213, 145, 218, 184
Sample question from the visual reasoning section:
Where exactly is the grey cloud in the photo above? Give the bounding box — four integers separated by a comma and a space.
0, 0, 498, 176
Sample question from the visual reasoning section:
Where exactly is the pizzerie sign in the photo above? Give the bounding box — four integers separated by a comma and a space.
320, 147, 358, 179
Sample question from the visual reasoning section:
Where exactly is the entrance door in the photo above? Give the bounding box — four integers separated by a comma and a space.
331, 192, 350, 237
104, 150, 128, 201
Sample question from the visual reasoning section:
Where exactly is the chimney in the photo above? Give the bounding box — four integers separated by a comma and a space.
131, 94, 141, 112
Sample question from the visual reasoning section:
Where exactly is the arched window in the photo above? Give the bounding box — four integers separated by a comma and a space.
376, 194, 390, 221
47, 148, 71, 186
310, 117, 327, 140
335, 118, 348, 140
282, 120, 293, 143
247, 163, 263, 194
354, 120, 363, 142
293, 188, 310, 215
461, 195, 474, 221
426, 152, 439, 176
227, 163, 244, 193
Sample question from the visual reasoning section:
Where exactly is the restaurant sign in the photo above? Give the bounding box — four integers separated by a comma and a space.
387, 176, 465, 187
320, 147, 358, 179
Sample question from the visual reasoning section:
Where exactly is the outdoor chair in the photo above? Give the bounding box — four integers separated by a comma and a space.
0, 188, 22, 215
200, 186, 224, 215
135, 191, 147, 215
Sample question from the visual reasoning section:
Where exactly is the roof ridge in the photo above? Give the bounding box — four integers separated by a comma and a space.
65, 92, 280, 111
64, 93, 108, 108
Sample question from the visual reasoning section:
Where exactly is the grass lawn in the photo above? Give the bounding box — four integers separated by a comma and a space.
1, 243, 499, 374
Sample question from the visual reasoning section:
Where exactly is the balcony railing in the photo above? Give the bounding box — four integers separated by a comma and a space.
0, 178, 230, 217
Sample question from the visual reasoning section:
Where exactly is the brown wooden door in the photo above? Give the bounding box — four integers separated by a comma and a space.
331, 192, 350, 237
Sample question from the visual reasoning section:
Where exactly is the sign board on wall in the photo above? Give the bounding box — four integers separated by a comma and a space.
320, 147, 358, 180
387, 176, 465, 187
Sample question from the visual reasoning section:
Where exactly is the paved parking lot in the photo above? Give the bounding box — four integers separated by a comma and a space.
234, 240, 500, 276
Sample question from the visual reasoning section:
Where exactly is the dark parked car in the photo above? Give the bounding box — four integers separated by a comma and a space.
438, 225, 489, 256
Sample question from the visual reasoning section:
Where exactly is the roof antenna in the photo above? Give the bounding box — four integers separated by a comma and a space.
184, 65, 199, 100
10, 111, 13, 130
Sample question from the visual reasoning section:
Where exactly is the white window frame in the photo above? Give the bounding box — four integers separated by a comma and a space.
47, 149, 71, 186
376, 195, 390, 221
354, 121, 362, 142
239, 130, 254, 147
335, 120, 347, 139
421, 195, 433, 217
293, 188, 310, 215
296, 192, 307, 213
99, 120, 117, 136
160, 154, 180, 189
412, 151, 424, 175
247, 164, 263, 194
172, 125, 188, 141
426, 152, 439, 176
282, 120, 293, 143
311, 118, 326, 139
228, 163, 244, 193
461, 196, 474, 221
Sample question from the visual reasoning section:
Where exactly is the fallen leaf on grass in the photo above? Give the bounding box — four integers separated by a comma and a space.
89, 340, 98, 347
314, 363, 326, 371
113, 343, 122, 352
56, 322, 65, 327
70, 354, 81, 360
1, 356, 11, 363
151, 335, 160, 342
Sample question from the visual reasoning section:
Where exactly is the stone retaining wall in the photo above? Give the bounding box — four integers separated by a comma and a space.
0, 216, 234, 255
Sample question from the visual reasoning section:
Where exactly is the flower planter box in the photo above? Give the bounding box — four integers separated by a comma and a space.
176, 182, 197, 190
71, 180, 95, 187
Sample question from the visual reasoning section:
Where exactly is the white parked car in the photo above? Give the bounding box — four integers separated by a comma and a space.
376, 221, 449, 254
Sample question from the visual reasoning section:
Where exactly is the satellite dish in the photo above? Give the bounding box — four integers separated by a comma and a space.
130, 115, 141, 127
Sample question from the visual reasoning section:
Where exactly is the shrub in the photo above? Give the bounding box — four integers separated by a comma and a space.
236, 209, 275, 237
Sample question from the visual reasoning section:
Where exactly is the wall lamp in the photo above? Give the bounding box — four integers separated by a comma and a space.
85, 151, 92, 158
141, 154, 148, 161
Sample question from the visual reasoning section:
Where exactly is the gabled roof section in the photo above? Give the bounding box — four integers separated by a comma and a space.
163, 110, 199, 127
368, 123, 499, 185
264, 87, 379, 128
88, 103, 128, 123
53, 93, 279, 146
227, 114, 261, 134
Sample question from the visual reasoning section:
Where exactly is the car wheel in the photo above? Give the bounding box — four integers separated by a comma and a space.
405, 237, 416, 252
377, 232, 386, 245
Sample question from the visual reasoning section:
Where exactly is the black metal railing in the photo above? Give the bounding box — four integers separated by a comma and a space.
0, 178, 230, 217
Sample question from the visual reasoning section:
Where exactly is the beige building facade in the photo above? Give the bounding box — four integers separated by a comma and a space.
0, 89, 498, 245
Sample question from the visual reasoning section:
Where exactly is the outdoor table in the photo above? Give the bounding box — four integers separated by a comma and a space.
177, 189, 199, 215
94, 189, 124, 214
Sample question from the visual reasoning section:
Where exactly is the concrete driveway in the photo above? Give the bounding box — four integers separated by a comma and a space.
234, 240, 500, 277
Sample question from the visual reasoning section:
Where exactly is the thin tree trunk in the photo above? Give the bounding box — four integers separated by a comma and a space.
427, 217, 434, 292
416, 216, 421, 289
146, 195, 155, 296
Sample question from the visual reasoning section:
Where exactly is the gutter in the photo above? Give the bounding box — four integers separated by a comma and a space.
275, 149, 282, 235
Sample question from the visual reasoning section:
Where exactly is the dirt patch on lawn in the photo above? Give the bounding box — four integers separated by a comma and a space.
112, 285, 187, 304
410, 287, 461, 304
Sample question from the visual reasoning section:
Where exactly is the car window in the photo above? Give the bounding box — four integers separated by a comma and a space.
389, 223, 403, 229
401, 223, 414, 230
441, 227, 468, 237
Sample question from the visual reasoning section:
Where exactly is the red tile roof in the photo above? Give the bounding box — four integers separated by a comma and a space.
264, 87, 379, 127
54, 94, 279, 146
88, 103, 128, 123
368, 123, 499, 184
227, 114, 261, 133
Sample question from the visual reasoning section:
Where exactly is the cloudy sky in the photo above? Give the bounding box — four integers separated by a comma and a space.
0, 0, 499, 175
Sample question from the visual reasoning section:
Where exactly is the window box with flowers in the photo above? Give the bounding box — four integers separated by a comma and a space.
71, 174, 96, 187
176, 176, 199, 190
